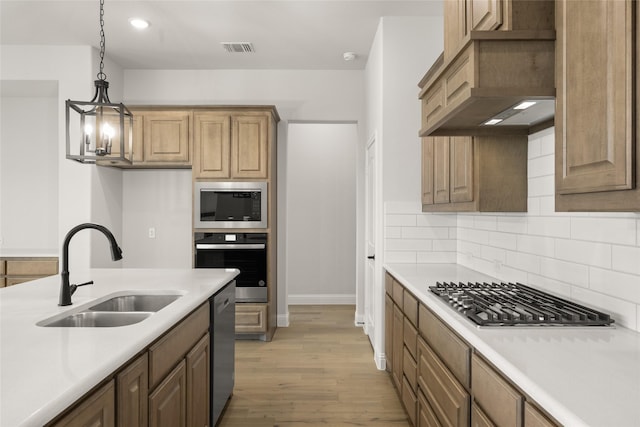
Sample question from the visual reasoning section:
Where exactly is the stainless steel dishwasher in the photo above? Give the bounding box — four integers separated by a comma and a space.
211, 280, 236, 425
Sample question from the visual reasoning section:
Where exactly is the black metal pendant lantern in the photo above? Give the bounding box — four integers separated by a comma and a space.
66, 0, 133, 164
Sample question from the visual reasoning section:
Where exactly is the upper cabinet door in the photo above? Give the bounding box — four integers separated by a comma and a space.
143, 112, 191, 164
231, 115, 269, 179
556, 0, 635, 196
422, 138, 435, 206
433, 137, 451, 204
444, 0, 469, 61
193, 113, 231, 179
468, 0, 503, 31
449, 136, 474, 204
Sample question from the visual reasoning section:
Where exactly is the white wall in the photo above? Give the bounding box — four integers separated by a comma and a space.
384, 127, 640, 333
286, 122, 358, 304
364, 16, 444, 368
0, 92, 58, 254
1, 46, 126, 270
122, 170, 192, 268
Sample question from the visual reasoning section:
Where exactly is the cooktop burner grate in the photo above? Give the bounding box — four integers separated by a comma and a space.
429, 282, 614, 327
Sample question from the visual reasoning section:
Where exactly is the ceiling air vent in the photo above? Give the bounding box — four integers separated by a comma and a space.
221, 42, 255, 53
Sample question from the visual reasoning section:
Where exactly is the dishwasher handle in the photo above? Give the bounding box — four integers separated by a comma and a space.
217, 297, 232, 313
196, 243, 266, 250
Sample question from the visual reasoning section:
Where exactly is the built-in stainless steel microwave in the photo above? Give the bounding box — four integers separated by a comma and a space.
194, 182, 267, 229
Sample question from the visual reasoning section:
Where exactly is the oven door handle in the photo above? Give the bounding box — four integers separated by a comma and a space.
196, 243, 266, 250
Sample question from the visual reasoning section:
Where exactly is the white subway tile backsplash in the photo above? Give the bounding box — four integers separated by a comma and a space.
517, 234, 555, 256
497, 216, 528, 234
529, 154, 554, 178
448, 227, 457, 239
589, 267, 640, 304
539, 196, 555, 214
488, 231, 518, 250
496, 265, 528, 284
527, 274, 572, 298
386, 239, 433, 252
571, 217, 637, 245
385, 251, 417, 263
459, 240, 483, 258
528, 136, 542, 158
458, 227, 489, 245
474, 216, 498, 231
403, 226, 449, 240
432, 239, 457, 252
506, 251, 541, 274
480, 246, 506, 264
385, 226, 402, 238
528, 175, 555, 197
416, 214, 457, 227
528, 216, 571, 238
386, 214, 417, 227
417, 252, 457, 263
540, 257, 589, 287
571, 287, 637, 330
457, 214, 475, 228
555, 239, 612, 269
527, 197, 541, 215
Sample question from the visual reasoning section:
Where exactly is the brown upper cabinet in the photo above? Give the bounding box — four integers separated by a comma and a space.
422, 135, 527, 212
555, 0, 640, 211
420, 0, 555, 136
193, 111, 271, 180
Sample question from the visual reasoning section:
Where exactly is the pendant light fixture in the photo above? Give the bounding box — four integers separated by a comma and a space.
65, 0, 133, 164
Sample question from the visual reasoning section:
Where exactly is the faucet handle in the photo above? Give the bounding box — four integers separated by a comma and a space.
69, 280, 94, 297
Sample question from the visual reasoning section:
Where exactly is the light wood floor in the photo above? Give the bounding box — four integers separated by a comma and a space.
217, 305, 410, 427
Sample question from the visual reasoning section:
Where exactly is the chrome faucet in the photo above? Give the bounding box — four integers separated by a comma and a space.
59, 223, 123, 306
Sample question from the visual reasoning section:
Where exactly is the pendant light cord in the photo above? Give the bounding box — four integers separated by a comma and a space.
97, 0, 107, 81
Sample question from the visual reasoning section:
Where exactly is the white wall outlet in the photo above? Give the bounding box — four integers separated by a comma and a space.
148, 227, 156, 239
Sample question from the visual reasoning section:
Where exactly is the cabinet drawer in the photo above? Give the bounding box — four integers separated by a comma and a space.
403, 290, 418, 326
472, 354, 523, 427
418, 337, 469, 427
392, 279, 404, 307
236, 303, 267, 333
524, 401, 558, 427
403, 346, 417, 392
418, 387, 442, 427
6, 258, 58, 276
402, 376, 417, 426
149, 303, 209, 389
444, 47, 472, 109
419, 303, 471, 387
403, 317, 418, 360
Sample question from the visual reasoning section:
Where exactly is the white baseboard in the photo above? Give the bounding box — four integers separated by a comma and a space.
354, 312, 365, 327
287, 294, 356, 305
374, 350, 387, 371
277, 313, 290, 327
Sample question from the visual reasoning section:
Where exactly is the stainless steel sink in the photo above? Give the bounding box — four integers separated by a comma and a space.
87, 294, 181, 312
40, 311, 152, 327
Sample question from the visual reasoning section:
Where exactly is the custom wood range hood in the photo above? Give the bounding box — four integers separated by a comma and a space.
419, 1, 556, 137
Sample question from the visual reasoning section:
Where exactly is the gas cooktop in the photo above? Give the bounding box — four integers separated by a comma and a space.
429, 281, 614, 327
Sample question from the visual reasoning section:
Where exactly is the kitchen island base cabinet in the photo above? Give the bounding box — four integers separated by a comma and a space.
50, 380, 115, 427
149, 361, 187, 427
186, 334, 210, 427
116, 353, 149, 427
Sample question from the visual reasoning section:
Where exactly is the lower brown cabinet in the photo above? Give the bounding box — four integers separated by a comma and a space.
117, 353, 149, 427
51, 380, 116, 427
47, 302, 212, 427
385, 272, 561, 427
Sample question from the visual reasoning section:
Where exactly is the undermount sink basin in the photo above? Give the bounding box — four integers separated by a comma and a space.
37, 292, 183, 327
40, 311, 152, 328
87, 294, 182, 312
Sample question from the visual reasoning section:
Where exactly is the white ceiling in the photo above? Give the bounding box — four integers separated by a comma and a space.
0, 0, 443, 70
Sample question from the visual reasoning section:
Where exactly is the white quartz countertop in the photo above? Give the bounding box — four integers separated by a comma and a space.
384, 263, 640, 427
0, 268, 239, 427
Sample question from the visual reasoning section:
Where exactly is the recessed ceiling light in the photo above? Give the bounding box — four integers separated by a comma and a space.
343, 52, 357, 61
129, 18, 150, 30
484, 118, 503, 125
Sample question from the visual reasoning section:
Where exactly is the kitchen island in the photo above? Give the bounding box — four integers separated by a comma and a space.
385, 263, 640, 427
0, 267, 239, 427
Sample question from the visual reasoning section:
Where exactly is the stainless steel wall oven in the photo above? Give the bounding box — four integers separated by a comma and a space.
194, 232, 267, 303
